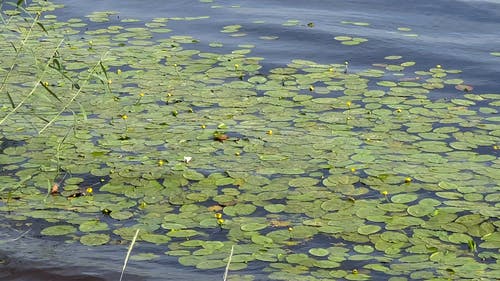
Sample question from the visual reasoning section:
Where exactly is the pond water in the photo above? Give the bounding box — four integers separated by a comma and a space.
0, 0, 499, 280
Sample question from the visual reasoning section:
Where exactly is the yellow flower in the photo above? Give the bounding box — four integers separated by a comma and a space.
158, 159, 164, 166
217, 218, 225, 225
266, 130, 273, 135
121, 114, 128, 120
86, 187, 93, 194
201, 124, 206, 129
350, 167, 356, 172
346, 101, 352, 107
396, 108, 402, 113
288, 227, 293, 232
215, 213, 222, 219
139, 92, 145, 97
309, 85, 314, 91
234, 64, 239, 69
436, 64, 442, 68
381, 190, 388, 196
117, 69, 122, 75
405, 177, 412, 183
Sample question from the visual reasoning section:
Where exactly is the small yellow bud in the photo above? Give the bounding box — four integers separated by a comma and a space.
381, 190, 388, 196
235, 152, 240, 156
158, 159, 164, 166
117, 69, 122, 75
43, 81, 49, 87
288, 227, 293, 232
405, 177, 412, 183
167, 92, 173, 97
215, 213, 223, 219
493, 145, 498, 150
139, 201, 147, 209
139, 92, 145, 97
234, 64, 239, 69
201, 124, 206, 129
329, 68, 334, 72
217, 218, 225, 225
346, 101, 352, 107
121, 114, 128, 120
396, 108, 402, 113
86, 187, 93, 194
88, 40, 93, 45
309, 85, 314, 91
107, 79, 112, 84
436, 64, 442, 68
173, 63, 178, 67
350, 167, 356, 173
352, 269, 358, 274
266, 130, 273, 135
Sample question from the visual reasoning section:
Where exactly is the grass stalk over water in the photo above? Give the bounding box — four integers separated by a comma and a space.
119, 228, 140, 281
0, 38, 64, 126
38, 51, 109, 134
223, 245, 234, 281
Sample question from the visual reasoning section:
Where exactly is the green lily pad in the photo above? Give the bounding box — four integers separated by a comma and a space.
80, 233, 110, 246
41, 225, 77, 236
357, 225, 381, 235
309, 248, 330, 257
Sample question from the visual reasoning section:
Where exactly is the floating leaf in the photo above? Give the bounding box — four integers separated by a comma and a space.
80, 233, 110, 246
41, 225, 77, 236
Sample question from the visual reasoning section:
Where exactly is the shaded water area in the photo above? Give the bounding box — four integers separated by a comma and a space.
1, 0, 499, 280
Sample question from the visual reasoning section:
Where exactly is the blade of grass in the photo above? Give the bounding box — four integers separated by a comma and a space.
0, 38, 65, 126
120, 228, 140, 281
223, 245, 234, 281
0, 9, 41, 96
39, 81, 62, 102
0, 228, 31, 245
38, 51, 109, 134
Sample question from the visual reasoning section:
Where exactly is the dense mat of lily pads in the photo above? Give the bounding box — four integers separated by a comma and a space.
0, 1, 499, 280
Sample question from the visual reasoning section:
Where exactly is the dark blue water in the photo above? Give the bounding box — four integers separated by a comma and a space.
2, 0, 499, 280
58, 0, 500, 92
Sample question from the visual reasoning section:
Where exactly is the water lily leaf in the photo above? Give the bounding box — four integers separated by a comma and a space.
357, 225, 381, 235
80, 233, 110, 246
251, 234, 274, 245
141, 233, 171, 244
224, 203, 256, 216
309, 248, 330, 257
196, 260, 226, 269
41, 225, 77, 236
391, 194, 418, 204
79, 220, 109, 232
353, 245, 374, 254
241, 222, 268, 232
407, 204, 434, 217
167, 229, 200, 238
130, 253, 160, 261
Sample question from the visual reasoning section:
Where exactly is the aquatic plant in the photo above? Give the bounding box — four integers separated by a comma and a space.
0, 1, 499, 280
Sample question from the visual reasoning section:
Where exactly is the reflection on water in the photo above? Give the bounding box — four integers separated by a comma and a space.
0, 224, 220, 281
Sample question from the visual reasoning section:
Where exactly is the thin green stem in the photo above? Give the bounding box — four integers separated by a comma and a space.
38, 51, 109, 134
0, 38, 65, 126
